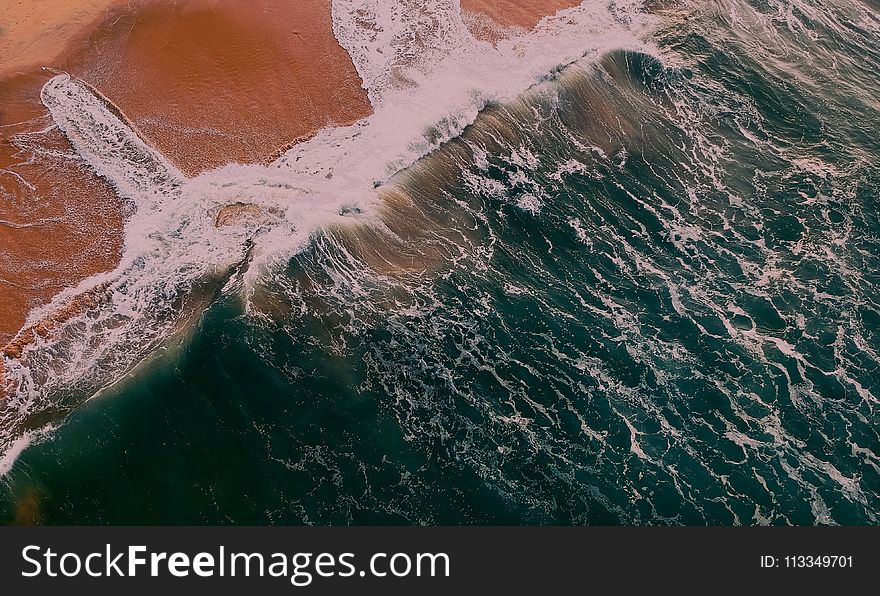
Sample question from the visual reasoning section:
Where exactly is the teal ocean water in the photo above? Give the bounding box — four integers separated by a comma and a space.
2, 0, 879, 524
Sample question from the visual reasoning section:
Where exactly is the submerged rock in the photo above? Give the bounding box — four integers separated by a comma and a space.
214, 202, 281, 228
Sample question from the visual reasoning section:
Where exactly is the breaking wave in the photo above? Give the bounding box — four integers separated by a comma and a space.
1, 0, 656, 473
3, 0, 879, 526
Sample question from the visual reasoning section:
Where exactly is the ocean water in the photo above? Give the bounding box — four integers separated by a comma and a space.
2, 0, 879, 524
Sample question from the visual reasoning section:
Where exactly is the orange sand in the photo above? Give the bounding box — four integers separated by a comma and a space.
62, 0, 373, 175
461, 0, 584, 42
0, 72, 124, 348
0, 0, 119, 76
3, 0, 580, 379
1, 0, 371, 375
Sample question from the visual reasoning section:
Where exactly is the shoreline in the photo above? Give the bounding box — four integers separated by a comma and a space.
1, 0, 373, 357
1, 0, 588, 379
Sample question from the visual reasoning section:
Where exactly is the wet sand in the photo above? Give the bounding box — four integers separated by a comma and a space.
1, 0, 372, 365
0, 0, 118, 76
62, 0, 373, 175
2, 0, 580, 381
461, 0, 585, 42
0, 72, 124, 348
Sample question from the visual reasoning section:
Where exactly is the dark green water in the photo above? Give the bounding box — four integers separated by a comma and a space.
2, 0, 879, 524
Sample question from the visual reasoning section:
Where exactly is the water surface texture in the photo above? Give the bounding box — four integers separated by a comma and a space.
1, 0, 879, 524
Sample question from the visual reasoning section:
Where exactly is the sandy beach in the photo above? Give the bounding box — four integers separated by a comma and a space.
0, 72, 124, 348
0, 0, 119, 76
61, 0, 373, 175
0, 0, 371, 359
461, 0, 584, 42
1, 0, 583, 377
1, 0, 121, 351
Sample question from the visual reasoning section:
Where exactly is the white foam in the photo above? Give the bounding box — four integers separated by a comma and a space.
276, 0, 655, 191
0, 0, 658, 473
0, 431, 36, 477
41, 74, 184, 209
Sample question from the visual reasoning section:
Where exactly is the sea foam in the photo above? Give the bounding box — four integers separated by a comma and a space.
0, 0, 657, 474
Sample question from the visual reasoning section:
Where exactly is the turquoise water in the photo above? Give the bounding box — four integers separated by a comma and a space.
2, 0, 880, 524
